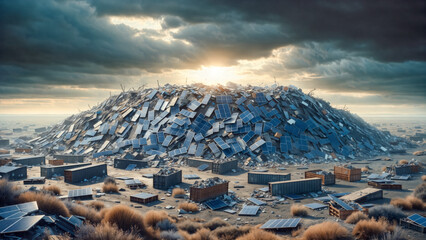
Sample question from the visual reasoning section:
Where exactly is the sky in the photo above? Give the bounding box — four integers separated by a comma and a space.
0, 0, 425, 117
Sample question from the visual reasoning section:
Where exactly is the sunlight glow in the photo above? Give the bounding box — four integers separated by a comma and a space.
184, 66, 242, 85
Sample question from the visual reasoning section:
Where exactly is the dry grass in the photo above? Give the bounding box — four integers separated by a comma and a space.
292, 227, 304, 237
406, 196, 425, 210
75, 223, 143, 240
88, 201, 105, 211
65, 201, 102, 223
203, 217, 229, 231
390, 198, 412, 210
302, 221, 351, 240
414, 183, 426, 201
361, 167, 369, 173
102, 205, 148, 236
178, 202, 199, 212
177, 220, 202, 234
144, 210, 168, 229
43, 185, 61, 195
422, 175, 426, 181
18, 191, 70, 217
172, 188, 186, 197
368, 205, 405, 222
413, 150, 425, 156
211, 225, 252, 240
352, 219, 392, 240
188, 228, 211, 240
291, 204, 309, 217
104, 177, 116, 185
399, 159, 409, 165
236, 228, 281, 240
0, 179, 20, 206
102, 183, 119, 193
382, 166, 388, 171
345, 211, 369, 224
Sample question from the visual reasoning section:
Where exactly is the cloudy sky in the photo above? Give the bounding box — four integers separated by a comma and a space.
1, 0, 425, 116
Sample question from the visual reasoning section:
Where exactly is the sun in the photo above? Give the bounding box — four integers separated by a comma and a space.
187, 66, 239, 85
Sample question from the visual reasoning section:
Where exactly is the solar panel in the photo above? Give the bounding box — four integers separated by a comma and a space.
0, 202, 38, 219
195, 143, 205, 157
254, 122, 263, 135
240, 110, 254, 123
132, 193, 157, 200
0, 215, 44, 234
328, 194, 354, 210
188, 143, 197, 155
187, 100, 201, 111
191, 114, 212, 135
284, 194, 304, 200
407, 214, 426, 227
183, 131, 195, 149
201, 94, 211, 105
143, 174, 153, 178
214, 137, 231, 149
260, 218, 301, 230
147, 90, 157, 100
204, 199, 228, 210
304, 203, 328, 210
125, 164, 137, 171
205, 106, 215, 117
208, 142, 220, 154
68, 188, 92, 199
239, 205, 260, 216
249, 139, 266, 151
162, 135, 173, 147
255, 93, 267, 105
198, 164, 209, 171
194, 133, 204, 142
243, 131, 255, 143
216, 95, 232, 104
224, 209, 237, 214
154, 99, 164, 111
215, 104, 232, 119
236, 96, 247, 105
184, 174, 200, 179
248, 198, 267, 206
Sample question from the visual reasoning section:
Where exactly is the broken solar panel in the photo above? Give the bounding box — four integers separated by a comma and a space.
68, 188, 92, 199
238, 205, 260, 216
205, 199, 228, 210
0, 202, 38, 219
0, 215, 44, 234
248, 198, 267, 206
249, 139, 265, 151
260, 218, 301, 230
328, 194, 353, 210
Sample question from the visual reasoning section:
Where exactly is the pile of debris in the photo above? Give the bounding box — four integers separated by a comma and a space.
192, 177, 227, 189
29, 84, 407, 163
156, 167, 179, 176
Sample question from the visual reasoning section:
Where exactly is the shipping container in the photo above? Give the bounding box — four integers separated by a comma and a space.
248, 172, 291, 185
153, 169, 182, 190
0, 165, 27, 180
394, 164, 422, 175
0, 139, 9, 147
340, 188, 383, 203
212, 160, 238, 174
187, 158, 213, 168
305, 169, 335, 185
48, 159, 64, 166
334, 166, 361, 182
190, 181, 229, 202
13, 155, 45, 166
14, 148, 32, 153
114, 158, 149, 169
53, 154, 85, 163
41, 162, 91, 179
269, 178, 322, 196
64, 164, 107, 183
368, 181, 402, 190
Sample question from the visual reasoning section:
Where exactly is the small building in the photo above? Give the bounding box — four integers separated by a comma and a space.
248, 172, 291, 185
40, 163, 91, 179
23, 177, 46, 184
269, 178, 322, 196
113, 158, 149, 169
0, 165, 27, 180
13, 155, 45, 166
394, 164, 422, 175
334, 165, 361, 182
64, 164, 107, 183
328, 195, 366, 220
190, 177, 229, 202
153, 168, 182, 190
305, 169, 335, 185
368, 180, 402, 190
340, 188, 383, 203
53, 154, 85, 163
130, 192, 158, 204
212, 159, 238, 174
48, 159, 64, 166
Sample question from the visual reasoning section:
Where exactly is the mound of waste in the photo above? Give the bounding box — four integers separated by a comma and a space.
33, 84, 406, 163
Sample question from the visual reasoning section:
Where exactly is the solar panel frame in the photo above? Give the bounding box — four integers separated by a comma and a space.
68, 188, 92, 199
328, 194, 354, 210
238, 205, 260, 216
204, 199, 228, 210
407, 214, 426, 227
260, 218, 301, 230
0, 215, 44, 234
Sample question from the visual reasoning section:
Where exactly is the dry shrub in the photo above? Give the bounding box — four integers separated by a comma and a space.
102, 183, 119, 193
157, 219, 177, 232
0, 179, 20, 206
102, 205, 148, 236
382, 166, 387, 171
172, 188, 186, 197
406, 196, 425, 210
104, 176, 116, 185
390, 198, 412, 210
414, 183, 426, 201
361, 167, 369, 173
422, 175, 426, 181
371, 226, 408, 240
368, 205, 405, 222
292, 227, 304, 237
211, 225, 251, 240
43, 185, 61, 195
88, 201, 105, 211
75, 223, 142, 240
203, 217, 229, 231
178, 202, 199, 212
291, 204, 309, 217
18, 191, 70, 217
399, 159, 408, 165
189, 228, 211, 240
236, 228, 281, 240
65, 201, 101, 223
177, 220, 202, 234
302, 221, 351, 240
160, 231, 184, 240
345, 211, 369, 224
353, 219, 391, 240
144, 210, 168, 229
413, 150, 425, 156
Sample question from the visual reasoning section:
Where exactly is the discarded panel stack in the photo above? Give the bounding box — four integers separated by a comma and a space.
334, 165, 361, 182
68, 188, 93, 199
368, 180, 402, 190
23, 177, 46, 184
394, 163, 422, 175
34, 84, 401, 164
153, 168, 182, 190
190, 177, 229, 202
269, 178, 322, 196
211, 159, 238, 174
64, 164, 107, 183
248, 172, 291, 185
41, 163, 91, 179
340, 188, 383, 203
305, 169, 335, 185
